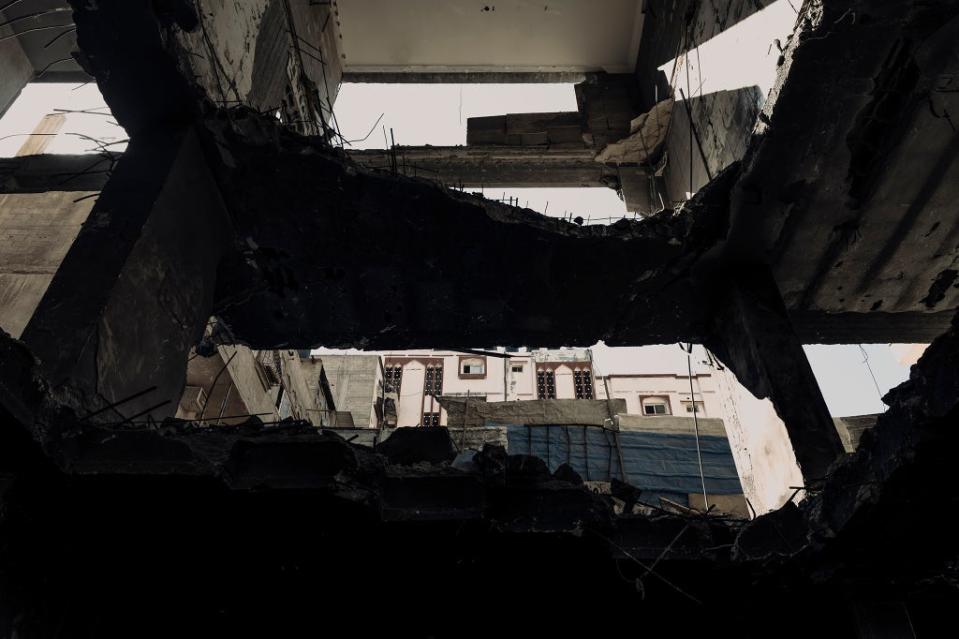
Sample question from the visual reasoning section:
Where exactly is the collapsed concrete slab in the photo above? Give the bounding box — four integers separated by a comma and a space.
3, 0, 959, 633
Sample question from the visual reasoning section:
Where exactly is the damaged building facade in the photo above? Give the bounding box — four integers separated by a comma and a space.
2, 0, 959, 636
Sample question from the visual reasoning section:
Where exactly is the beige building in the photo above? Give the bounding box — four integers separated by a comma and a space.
177, 344, 337, 427
595, 372, 718, 418
320, 346, 805, 516
377, 347, 723, 428
379, 348, 599, 428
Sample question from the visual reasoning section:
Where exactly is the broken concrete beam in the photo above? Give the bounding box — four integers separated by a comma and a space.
704, 267, 845, 483
347, 145, 617, 188
3, 150, 950, 344
20, 128, 231, 422
467, 112, 586, 147
207, 116, 730, 349
726, 0, 959, 318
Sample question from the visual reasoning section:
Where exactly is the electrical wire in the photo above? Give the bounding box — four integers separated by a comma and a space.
682, 342, 709, 512
858, 345, 885, 409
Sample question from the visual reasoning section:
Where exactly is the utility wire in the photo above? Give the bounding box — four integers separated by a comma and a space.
858, 345, 885, 409
682, 342, 709, 512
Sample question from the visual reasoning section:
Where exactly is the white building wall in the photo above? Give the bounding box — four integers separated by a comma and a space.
596, 374, 720, 418
712, 365, 804, 515
396, 363, 426, 427
338, 345, 804, 517
554, 364, 577, 399
438, 354, 508, 401
390, 352, 532, 426
506, 355, 535, 400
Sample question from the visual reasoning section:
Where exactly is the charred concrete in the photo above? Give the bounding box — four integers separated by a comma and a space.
2, 0, 959, 635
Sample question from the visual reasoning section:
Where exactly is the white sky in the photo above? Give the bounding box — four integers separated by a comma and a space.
662, 0, 799, 101
315, 342, 922, 418
334, 82, 628, 220
0, 83, 127, 157
595, 342, 921, 417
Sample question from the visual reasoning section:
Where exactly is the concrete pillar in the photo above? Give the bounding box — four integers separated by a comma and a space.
20, 128, 232, 423
704, 266, 845, 483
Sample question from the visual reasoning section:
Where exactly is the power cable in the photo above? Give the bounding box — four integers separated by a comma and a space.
681, 342, 709, 512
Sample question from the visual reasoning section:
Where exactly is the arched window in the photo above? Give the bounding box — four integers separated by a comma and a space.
383, 365, 403, 393
573, 369, 593, 399
536, 368, 556, 399
425, 364, 444, 396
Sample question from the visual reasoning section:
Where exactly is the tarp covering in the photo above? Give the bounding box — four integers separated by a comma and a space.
505, 423, 743, 507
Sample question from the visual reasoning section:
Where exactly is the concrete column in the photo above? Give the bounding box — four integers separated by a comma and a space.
705, 266, 845, 483
20, 128, 232, 423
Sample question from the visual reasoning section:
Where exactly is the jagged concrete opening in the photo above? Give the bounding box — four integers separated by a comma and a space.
2, 0, 959, 635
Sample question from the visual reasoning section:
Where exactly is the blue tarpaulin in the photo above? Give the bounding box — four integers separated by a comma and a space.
505, 424, 743, 507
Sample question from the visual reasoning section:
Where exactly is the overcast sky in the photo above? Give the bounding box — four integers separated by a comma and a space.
0, 83, 127, 157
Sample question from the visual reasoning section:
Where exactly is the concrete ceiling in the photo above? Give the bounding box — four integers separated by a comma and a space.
0, 0, 82, 79
336, 0, 645, 74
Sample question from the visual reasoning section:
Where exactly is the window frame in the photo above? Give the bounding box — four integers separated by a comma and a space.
457, 355, 487, 379
536, 368, 556, 399
640, 395, 672, 416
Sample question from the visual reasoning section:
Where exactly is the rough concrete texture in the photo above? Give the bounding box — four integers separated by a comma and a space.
205, 116, 732, 350
727, 0, 959, 320
594, 98, 673, 165
713, 363, 805, 515
634, 0, 779, 107
615, 413, 727, 437
663, 87, 763, 205
347, 144, 619, 188
440, 397, 628, 427
0, 16, 32, 119
0, 192, 96, 338
309, 354, 381, 427
833, 414, 879, 453
4, 311, 958, 634
21, 129, 232, 422
705, 268, 846, 482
